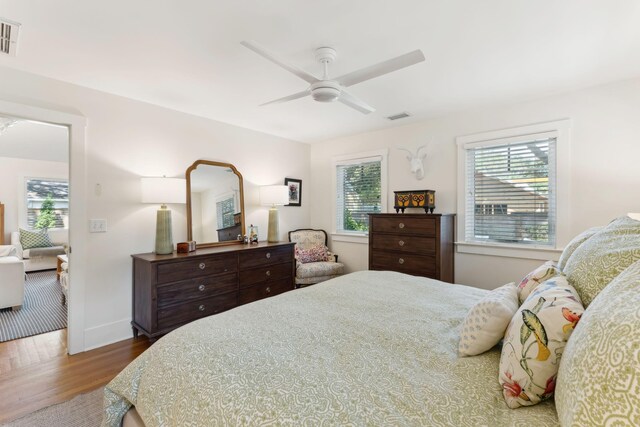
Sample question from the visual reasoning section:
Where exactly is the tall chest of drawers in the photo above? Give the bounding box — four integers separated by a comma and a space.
368, 213, 455, 283
131, 242, 295, 340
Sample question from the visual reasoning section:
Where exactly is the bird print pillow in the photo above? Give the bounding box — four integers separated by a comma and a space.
499, 275, 584, 408
516, 261, 561, 304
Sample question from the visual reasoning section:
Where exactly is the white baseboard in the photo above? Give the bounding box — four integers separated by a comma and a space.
83, 318, 133, 351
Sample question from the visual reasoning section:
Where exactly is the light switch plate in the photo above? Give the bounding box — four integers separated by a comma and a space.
89, 219, 107, 233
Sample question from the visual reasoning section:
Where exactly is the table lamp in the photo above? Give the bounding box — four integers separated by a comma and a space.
260, 185, 289, 243
141, 177, 186, 254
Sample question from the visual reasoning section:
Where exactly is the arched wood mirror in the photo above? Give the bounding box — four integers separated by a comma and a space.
186, 160, 245, 248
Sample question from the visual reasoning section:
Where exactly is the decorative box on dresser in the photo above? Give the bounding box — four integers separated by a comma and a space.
368, 213, 455, 283
131, 242, 295, 340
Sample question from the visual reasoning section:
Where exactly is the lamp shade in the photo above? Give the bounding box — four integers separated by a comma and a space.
141, 177, 186, 204
260, 185, 289, 206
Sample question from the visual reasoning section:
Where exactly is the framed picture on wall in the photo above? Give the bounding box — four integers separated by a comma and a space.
284, 178, 302, 206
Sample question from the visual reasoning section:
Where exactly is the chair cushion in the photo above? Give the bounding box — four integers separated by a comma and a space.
555, 260, 640, 426
296, 261, 344, 279
289, 230, 326, 250
19, 228, 53, 250
0, 245, 16, 257
563, 215, 640, 307
295, 244, 328, 263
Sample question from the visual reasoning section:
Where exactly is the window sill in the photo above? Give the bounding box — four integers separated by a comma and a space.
331, 233, 369, 244
456, 241, 562, 261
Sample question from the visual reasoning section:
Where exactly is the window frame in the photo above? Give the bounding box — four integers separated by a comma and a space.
332, 149, 388, 243
23, 176, 70, 231
456, 120, 571, 260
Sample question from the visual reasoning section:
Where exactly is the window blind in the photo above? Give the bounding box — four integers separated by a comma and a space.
336, 157, 382, 233
216, 197, 235, 229
465, 137, 556, 245
26, 178, 69, 230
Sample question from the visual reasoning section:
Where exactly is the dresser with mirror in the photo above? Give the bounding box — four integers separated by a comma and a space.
131, 160, 295, 340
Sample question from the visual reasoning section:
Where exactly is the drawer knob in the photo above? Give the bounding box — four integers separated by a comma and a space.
399, 222, 405, 229
266, 286, 271, 293
266, 270, 271, 277
266, 252, 271, 259
198, 262, 206, 270
198, 304, 205, 312
398, 240, 405, 247
398, 258, 405, 264
198, 284, 205, 292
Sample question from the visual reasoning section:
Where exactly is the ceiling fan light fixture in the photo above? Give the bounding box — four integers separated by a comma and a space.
310, 80, 341, 102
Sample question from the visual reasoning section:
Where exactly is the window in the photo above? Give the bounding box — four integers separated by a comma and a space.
457, 120, 570, 258
466, 137, 556, 245
334, 150, 388, 236
216, 196, 235, 229
25, 178, 69, 230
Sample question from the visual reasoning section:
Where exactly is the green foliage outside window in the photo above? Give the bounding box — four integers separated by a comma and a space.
34, 194, 57, 230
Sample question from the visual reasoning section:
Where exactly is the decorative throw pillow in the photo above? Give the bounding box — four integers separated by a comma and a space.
458, 283, 519, 357
563, 215, 640, 307
555, 260, 640, 426
499, 275, 584, 408
557, 226, 601, 271
19, 228, 53, 250
516, 261, 561, 304
295, 244, 328, 264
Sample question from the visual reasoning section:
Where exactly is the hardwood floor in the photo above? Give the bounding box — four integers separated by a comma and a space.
0, 329, 151, 424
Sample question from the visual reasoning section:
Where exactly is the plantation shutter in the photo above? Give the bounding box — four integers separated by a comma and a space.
465, 135, 557, 245
336, 156, 382, 233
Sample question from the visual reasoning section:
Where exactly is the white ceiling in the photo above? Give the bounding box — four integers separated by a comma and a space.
0, 117, 68, 162
1, 1, 639, 143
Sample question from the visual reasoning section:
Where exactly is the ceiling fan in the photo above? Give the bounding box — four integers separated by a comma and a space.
241, 40, 425, 114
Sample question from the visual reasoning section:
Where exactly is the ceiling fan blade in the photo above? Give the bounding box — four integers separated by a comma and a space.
336, 50, 425, 87
338, 89, 375, 114
259, 90, 310, 106
241, 40, 320, 84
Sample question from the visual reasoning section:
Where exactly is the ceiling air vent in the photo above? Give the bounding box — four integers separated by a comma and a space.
386, 112, 411, 121
0, 18, 21, 56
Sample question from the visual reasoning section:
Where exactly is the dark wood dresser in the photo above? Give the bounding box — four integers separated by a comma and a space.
368, 213, 455, 283
131, 242, 295, 340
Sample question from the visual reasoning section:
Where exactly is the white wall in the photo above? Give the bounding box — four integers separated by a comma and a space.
0, 66, 310, 350
310, 77, 640, 289
0, 156, 68, 243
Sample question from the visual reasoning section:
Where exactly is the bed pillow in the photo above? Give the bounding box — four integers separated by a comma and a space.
499, 275, 584, 408
516, 261, 561, 304
295, 244, 329, 263
557, 226, 601, 271
458, 282, 519, 357
555, 260, 640, 426
19, 228, 53, 250
563, 215, 640, 307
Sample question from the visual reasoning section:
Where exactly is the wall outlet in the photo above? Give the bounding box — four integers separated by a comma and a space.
89, 219, 107, 233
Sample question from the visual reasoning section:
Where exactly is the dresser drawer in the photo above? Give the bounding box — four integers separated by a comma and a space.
157, 272, 238, 308
370, 250, 436, 277
371, 234, 436, 255
239, 246, 293, 269
239, 262, 292, 289
371, 215, 436, 236
238, 278, 292, 305
157, 291, 237, 331
156, 254, 237, 284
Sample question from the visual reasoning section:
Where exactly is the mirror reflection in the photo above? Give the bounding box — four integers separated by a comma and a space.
187, 161, 245, 247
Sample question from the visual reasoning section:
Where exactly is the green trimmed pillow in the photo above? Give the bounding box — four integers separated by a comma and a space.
557, 226, 601, 271
563, 216, 640, 306
499, 275, 584, 408
19, 228, 53, 249
556, 260, 640, 425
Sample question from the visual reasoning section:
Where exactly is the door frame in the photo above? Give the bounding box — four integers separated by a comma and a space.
0, 99, 87, 354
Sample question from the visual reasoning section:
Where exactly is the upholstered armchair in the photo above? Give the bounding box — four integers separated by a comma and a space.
288, 229, 345, 287
0, 245, 25, 310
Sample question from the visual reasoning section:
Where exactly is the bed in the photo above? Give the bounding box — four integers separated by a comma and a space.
103, 270, 559, 426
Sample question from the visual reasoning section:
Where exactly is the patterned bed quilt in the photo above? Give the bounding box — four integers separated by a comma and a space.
103, 270, 559, 426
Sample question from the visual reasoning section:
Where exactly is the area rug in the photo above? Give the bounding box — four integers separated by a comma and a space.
1, 388, 103, 427
0, 271, 67, 342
